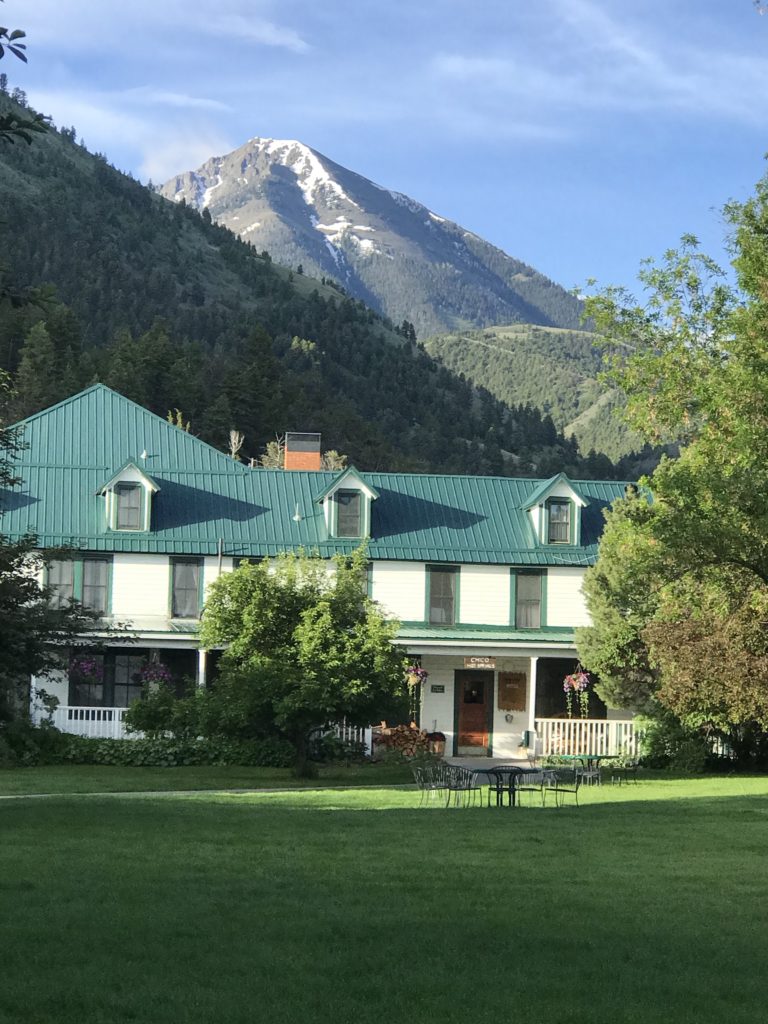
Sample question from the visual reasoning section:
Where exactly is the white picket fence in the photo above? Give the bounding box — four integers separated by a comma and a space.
332, 719, 373, 755
535, 717, 639, 757
50, 706, 132, 740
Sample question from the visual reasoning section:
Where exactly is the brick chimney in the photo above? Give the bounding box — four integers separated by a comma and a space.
284, 432, 322, 470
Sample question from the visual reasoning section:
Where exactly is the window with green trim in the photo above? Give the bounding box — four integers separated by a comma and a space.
171, 558, 203, 619
82, 558, 111, 614
515, 571, 543, 628
428, 566, 458, 625
547, 499, 571, 544
48, 556, 112, 614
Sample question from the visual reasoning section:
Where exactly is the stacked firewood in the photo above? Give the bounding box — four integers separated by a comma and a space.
372, 722, 431, 758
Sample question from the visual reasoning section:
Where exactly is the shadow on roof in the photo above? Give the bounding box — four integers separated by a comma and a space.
580, 498, 613, 543
0, 489, 40, 513
152, 478, 265, 529
371, 488, 487, 540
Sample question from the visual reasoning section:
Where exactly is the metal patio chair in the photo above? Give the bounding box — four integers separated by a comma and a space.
444, 765, 484, 808
542, 767, 582, 808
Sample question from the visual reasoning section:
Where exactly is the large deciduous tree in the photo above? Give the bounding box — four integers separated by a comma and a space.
199, 548, 407, 775
0, 374, 101, 726
576, 173, 768, 756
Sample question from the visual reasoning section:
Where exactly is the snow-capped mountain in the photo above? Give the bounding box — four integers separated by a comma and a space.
160, 138, 582, 337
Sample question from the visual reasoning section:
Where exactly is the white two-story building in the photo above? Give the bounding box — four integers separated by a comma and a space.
3, 385, 635, 757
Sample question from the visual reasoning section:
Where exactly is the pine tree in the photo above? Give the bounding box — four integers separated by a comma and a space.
13, 322, 58, 418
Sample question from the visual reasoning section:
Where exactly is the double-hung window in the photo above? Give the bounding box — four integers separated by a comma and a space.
116, 483, 142, 530
547, 500, 571, 544
48, 557, 112, 614
428, 566, 458, 626
82, 558, 110, 615
514, 571, 544, 629
48, 559, 75, 608
171, 558, 202, 619
336, 490, 362, 537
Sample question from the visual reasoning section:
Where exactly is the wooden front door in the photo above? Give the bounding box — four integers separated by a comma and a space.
454, 670, 494, 755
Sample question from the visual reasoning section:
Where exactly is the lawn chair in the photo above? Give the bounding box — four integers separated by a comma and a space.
542, 767, 582, 808
444, 765, 484, 808
610, 760, 639, 786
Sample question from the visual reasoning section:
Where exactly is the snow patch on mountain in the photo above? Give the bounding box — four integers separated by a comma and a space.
242, 137, 360, 210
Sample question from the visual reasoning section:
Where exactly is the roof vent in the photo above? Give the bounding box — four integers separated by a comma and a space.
284, 432, 321, 471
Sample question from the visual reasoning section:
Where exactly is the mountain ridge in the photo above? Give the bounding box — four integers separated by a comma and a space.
160, 137, 583, 338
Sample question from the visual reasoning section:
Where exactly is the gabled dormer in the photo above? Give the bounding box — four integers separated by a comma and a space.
315, 466, 379, 539
98, 461, 159, 533
522, 473, 588, 546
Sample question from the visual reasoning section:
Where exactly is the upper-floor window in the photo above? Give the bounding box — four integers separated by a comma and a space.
547, 500, 571, 544
336, 490, 363, 537
48, 559, 75, 608
428, 565, 458, 626
82, 558, 111, 615
171, 557, 203, 619
48, 556, 112, 614
515, 571, 543, 629
116, 483, 142, 530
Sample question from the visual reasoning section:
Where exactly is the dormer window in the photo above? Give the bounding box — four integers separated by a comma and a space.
116, 484, 142, 530
315, 466, 379, 540
547, 499, 571, 544
336, 490, 362, 537
98, 460, 159, 533
523, 473, 587, 547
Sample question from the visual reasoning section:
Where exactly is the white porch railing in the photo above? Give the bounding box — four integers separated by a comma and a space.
535, 717, 639, 757
50, 706, 133, 740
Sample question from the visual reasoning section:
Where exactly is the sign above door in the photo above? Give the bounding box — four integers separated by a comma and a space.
463, 656, 496, 669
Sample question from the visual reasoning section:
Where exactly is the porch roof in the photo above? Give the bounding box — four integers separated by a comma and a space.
396, 623, 575, 644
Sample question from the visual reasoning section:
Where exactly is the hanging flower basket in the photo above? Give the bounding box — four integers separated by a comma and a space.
70, 654, 104, 686
140, 661, 173, 687
563, 667, 591, 719
405, 664, 429, 687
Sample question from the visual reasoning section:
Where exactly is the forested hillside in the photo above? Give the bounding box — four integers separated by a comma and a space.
424, 324, 647, 461
0, 94, 629, 477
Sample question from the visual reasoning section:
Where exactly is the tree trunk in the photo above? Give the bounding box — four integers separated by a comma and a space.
291, 730, 318, 779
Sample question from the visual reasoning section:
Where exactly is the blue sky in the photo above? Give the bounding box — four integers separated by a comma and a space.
10, 0, 768, 293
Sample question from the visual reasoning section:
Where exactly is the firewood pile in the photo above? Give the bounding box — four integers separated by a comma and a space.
372, 723, 446, 758
372, 722, 431, 758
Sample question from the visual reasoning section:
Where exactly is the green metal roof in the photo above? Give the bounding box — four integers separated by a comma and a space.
397, 624, 575, 644
0, 385, 631, 564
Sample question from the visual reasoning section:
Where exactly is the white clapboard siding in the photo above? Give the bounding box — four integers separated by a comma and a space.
370, 561, 426, 621
459, 565, 509, 625
546, 567, 590, 628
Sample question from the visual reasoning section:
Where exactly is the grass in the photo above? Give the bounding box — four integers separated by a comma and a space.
3, 774, 768, 1023
0, 761, 414, 796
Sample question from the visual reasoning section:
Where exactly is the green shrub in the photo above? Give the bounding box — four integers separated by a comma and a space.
0, 720, 71, 766
123, 681, 202, 739
59, 734, 295, 768
638, 710, 709, 772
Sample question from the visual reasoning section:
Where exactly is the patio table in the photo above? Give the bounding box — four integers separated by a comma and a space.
481, 766, 557, 807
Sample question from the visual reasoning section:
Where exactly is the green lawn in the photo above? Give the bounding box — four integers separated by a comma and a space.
3, 775, 768, 1023
0, 761, 413, 795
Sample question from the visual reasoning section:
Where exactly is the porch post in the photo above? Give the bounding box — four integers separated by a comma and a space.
196, 648, 207, 689
528, 656, 539, 737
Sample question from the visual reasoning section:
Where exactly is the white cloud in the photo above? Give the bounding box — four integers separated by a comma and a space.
211, 14, 310, 54
430, 0, 768, 125
121, 87, 231, 112
139, 130, 236, 183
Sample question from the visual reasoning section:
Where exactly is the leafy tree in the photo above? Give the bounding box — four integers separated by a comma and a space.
0, 373, 101, 726
199, 548, 407, 775
577, 171, 768, 756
